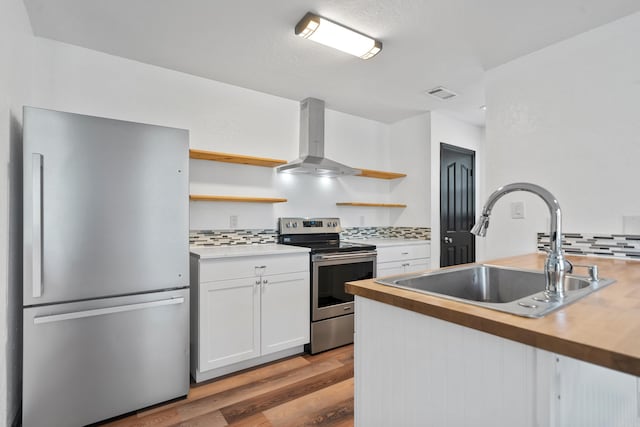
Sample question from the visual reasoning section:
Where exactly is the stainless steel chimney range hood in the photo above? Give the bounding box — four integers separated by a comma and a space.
277, 98, 361, 177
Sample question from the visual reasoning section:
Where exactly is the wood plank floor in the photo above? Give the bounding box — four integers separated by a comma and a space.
99, 345, 354, 427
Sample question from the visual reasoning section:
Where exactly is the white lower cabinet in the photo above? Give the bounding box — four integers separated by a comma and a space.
261, 272, 309, 355
199, 277, 260, 371
190, 252, 309, 382
376, 242, 431, 277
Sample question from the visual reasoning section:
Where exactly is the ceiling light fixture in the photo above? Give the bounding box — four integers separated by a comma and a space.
295, 12, 382, 60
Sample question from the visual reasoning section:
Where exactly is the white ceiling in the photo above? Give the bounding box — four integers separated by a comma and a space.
23, 0, 640, 126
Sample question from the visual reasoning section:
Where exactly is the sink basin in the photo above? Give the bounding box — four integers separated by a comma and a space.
375, 264, 615, 318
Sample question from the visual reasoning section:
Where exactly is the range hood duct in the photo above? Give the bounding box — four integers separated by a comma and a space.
277, 98, 361, 177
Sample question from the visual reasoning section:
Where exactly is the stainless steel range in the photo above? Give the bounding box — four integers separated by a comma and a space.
278, 217, 376, 354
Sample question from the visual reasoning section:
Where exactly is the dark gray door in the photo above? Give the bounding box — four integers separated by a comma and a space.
440, 144, 475, 267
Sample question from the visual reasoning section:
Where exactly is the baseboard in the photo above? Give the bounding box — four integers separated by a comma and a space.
192, 346, 304, 383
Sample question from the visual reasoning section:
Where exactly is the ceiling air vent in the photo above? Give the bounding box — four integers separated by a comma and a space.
426, 86, 457, 100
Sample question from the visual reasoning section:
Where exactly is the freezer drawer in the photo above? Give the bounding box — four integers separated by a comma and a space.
23, 289, 189, 427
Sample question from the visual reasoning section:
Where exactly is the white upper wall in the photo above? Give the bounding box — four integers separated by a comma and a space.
388, 113, 431, 227
483, 11, 640, 260
23, 35, 406, 230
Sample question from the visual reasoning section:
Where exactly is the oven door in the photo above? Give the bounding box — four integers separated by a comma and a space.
311, 251, 376, 321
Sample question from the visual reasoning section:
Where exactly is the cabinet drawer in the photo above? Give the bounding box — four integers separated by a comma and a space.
378, 258, 430, 275
376, 243, 430, 263
199, 253, 309, 283
404, 259, 430, 273
377, 264, 405, 278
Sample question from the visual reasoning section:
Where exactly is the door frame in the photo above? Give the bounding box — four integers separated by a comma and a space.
439, 143, 476, 267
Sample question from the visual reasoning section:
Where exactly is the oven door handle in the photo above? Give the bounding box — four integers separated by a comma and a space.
313, 251, 377, 261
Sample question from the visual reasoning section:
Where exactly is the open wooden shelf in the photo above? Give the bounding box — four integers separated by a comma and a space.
355, 168, 407, 179
336, 202, 407, 208
189, 149, 287, 168
190, 195, 287, 203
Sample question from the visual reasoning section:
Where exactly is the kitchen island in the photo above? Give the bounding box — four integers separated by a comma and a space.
346, 254, 640, 427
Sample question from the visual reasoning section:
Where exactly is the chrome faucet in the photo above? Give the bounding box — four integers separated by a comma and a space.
471, 183, 570, 300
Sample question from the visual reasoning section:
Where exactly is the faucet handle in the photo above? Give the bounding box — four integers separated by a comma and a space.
564, 258, 573, 273
539, 247, 573, 272
571, 264, 599, 282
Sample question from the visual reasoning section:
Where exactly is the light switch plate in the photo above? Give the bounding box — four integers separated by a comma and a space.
511, 201, 525, 219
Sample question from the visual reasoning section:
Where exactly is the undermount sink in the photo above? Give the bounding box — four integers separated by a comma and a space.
375, 264, 615, 318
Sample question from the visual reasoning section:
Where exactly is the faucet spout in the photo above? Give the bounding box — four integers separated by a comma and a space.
470, 215, 490, 237
472, 182, 569, 299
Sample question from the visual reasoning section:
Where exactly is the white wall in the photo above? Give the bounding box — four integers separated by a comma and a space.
1, 0, 35, 424
483, 11, 640, 260
429, 112, 485, 266
24, 35, 404, 231
190, 108, 394, 230
388, 113, 431, 227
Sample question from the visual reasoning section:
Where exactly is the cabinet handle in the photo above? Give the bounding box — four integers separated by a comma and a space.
401, 252, 409, 255
34, 297, 184, 324
263, 279, 268, 285
32, 153, 43, 298
402, 263, 410, 267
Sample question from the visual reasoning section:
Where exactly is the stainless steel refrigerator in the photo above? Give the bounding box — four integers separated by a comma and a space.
22, 107, 190, 427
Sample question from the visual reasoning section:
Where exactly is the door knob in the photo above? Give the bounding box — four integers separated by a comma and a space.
443, 236, 453, 244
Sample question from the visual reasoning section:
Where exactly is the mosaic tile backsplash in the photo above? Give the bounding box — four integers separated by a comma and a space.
190, 226, 431, 247
537, 233, 640, 259
341, 226, 431, 240
190, 229, 278, 247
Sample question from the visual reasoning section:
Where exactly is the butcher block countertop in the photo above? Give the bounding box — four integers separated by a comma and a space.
345, 253, 640, 376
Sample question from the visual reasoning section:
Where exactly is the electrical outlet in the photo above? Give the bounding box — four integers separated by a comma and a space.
511, 201, 525, 219
360, 215, 365, 226
229, 215, 238, 228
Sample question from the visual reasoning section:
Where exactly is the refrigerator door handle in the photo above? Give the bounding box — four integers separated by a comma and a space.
33, 297, 185, 324
32, 153, 43, 298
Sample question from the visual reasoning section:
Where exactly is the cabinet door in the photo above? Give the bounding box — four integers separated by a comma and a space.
261, 272, 310, 355
199, 278, 260, 371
